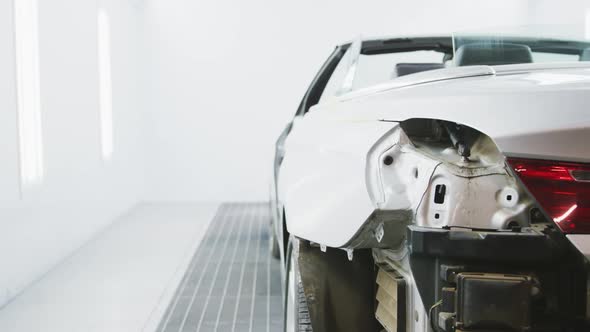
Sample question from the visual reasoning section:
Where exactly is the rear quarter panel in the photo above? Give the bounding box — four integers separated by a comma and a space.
278, 111, 395, 248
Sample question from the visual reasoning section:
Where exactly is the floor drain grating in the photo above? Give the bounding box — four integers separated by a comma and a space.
157, 202, 283, 332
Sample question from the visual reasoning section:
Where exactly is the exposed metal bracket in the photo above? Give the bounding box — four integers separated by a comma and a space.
346, 249, 354, 261
375, 223, 385, 243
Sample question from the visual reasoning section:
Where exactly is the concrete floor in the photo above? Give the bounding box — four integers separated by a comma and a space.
0, 202, 281, 331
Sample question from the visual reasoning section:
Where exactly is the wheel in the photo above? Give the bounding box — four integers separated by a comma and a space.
269, 221, 281, 259
284, 237, 313, 332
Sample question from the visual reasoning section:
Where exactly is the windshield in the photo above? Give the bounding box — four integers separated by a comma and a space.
320, 36, 452, 101
320, 29, 590, 101
320, 43, 448, 102
452, 26, 590, 67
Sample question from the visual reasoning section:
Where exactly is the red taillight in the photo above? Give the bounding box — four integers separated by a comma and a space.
508, 158, 590, 233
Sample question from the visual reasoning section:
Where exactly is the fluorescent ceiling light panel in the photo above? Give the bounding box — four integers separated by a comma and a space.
14, 0, 44, 187
98, 7, 113, 161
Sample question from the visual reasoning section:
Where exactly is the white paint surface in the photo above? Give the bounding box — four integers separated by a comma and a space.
567, 234, 590, 260
0, 202, 218, 332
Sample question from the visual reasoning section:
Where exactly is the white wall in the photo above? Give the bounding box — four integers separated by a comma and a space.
0, 0, 144, 307
527, 0, 589, 27
0, 1, 20, 205
140, 0, 532, 202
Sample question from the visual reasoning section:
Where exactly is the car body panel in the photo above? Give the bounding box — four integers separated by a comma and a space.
278, 116, 395, 248
567, 234, 590, 260
279, 63, 590, 248
317, 63, 590, 162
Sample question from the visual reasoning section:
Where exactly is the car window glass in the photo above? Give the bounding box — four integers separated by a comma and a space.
353, 51, 445, 89
319, 50, 445, 103
319, 44, 358, 103
532, 52, 579, 62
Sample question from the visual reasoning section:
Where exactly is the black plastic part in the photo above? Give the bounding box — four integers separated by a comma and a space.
440, 265, 466, 283
434, 184, 446, 204
407, 226, 564, 263
407, 226, 561, 310
397, 278, 407, 332
455, 273, 532, 331
441, 287, 455, 313
406, 225, 590, 331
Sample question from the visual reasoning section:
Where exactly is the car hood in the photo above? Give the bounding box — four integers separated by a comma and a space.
313, 63, 590, 162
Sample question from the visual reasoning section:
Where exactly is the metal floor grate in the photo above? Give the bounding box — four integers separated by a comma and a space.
157, 202, 283, 332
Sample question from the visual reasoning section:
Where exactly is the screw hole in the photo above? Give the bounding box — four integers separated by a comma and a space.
414, 168, 419, 178
507, 195, 513, 201
383, 156, 394, 166
434, 213, 440, 219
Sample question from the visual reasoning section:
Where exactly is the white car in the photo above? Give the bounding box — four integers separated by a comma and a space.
270, 34, 590, 332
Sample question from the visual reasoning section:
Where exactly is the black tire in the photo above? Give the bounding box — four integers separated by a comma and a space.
284, 238, 313, 332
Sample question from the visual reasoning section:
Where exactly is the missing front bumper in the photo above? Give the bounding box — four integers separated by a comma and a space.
406, 225, 589, 331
